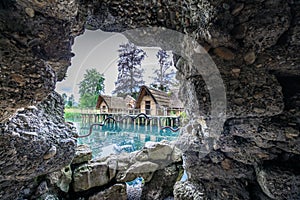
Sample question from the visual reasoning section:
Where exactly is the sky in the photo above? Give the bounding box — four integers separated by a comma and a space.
55, 29, 175, 102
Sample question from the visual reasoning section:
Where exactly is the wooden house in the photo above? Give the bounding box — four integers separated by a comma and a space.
135, 85, 183, 116
96, 95, 135, 113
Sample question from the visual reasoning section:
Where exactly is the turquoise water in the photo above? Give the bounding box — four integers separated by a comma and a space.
76, 122, 180, 159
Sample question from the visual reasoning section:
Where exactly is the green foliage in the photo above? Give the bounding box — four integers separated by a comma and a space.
67, 94, 75, 108
79, 94, 98, 108
64, 108, 81, 122
79, 68, 105, 96
180, 111, 187, 120
62, 93, 76, 108
169, 110, 176, 116
79, 68, 105, 108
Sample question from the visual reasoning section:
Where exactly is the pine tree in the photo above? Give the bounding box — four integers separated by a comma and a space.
151, 49, 175, 91
113, 42, 146, 98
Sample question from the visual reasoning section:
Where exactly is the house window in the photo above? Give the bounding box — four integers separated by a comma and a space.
145, 101, 151, 115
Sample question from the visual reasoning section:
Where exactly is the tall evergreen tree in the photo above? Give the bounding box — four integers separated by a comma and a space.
113, 42, 146, 98
150, 49, 175, 91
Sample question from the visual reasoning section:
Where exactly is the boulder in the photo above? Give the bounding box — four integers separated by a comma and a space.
117, 161, 158, 182
47, 165, 72, 193
72, 144, 93, 165
141, 164, 183, 200
73, 162, 112, 192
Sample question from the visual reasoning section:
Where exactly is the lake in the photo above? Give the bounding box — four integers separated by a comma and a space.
75, 122, 180, 159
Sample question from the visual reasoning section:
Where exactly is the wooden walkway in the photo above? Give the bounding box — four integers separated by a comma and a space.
81, 113, 181, 128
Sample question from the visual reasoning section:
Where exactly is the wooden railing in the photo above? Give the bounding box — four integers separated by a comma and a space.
80, 108, 184, 117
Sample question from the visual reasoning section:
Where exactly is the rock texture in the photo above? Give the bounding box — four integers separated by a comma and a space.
72, 141, 182, 198
72, 144, 93, 165
88, 184, 127, 200
30, 142, 181, 199
0, 0, 83, 121
0, 92, 77, 199
1, 0, 300, 199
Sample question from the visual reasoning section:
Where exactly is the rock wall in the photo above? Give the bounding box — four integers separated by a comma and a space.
0, 92, 77, 199
0, 0, 299, 199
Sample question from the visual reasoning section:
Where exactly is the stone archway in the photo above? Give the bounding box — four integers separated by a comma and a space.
0, 0, 299, 199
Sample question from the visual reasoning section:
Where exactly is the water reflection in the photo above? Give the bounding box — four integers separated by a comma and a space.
76, 122, 179, 159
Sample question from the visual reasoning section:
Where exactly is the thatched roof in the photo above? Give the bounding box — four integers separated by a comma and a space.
135, 85, 183, 109
96, 95, 130, 109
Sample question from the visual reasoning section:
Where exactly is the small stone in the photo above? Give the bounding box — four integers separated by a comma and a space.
221, 159, 231, 170
231, 3, 244, 16
244, 51, 256, 65
27, 105, 38, 111
231, 68, 241, 77
256, 64, 263, 68
25, 7, 35, 18
254, 92, 264, 99
214, 47, 235, 61
285, 127, 299, 139
232, 68, 241, 74
233, 98, 244, 106
157, 9, 164, 21
43, 146, 57, 160
253, 107, 265, 114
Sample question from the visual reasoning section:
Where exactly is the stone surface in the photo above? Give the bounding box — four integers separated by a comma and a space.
213, 47, 235, 61
244, 51, 256, 65
255, 164, 300, 199
71, 142, 182, 198
72, 162, 112, 192
119, 161, 158, 182
47, 165, 72, 193
72, 144, 93, 165
174, 181, 205, 200
141, 164, 183, 200
88, 184, 127, 200
0, 92, 77, 182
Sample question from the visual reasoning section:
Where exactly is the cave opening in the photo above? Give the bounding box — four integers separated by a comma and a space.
56, 29, 183, 160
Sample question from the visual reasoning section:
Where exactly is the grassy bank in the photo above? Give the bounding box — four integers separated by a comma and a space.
64, 108, 81, 122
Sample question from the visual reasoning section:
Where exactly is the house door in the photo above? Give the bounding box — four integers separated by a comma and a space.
145, 101, 151, 115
